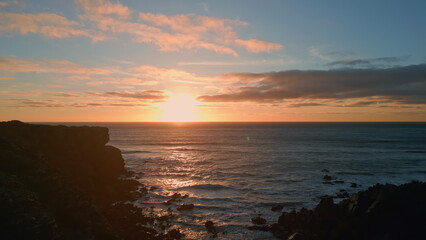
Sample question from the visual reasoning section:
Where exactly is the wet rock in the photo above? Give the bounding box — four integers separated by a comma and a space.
163, 193, 183, 205
251, 215, 267, 225
350, 182, 358, 188
323, 175, 332, 181
271, 204, 284, 212
205, 220, 218, 237
205, 220, 215, 230
164, 229, 184, 239
177, 203, 194, 211
335, 192, 350, 198
248, 225, 271, 231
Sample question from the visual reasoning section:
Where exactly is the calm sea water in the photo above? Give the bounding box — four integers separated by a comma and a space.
60, 122, 426, 239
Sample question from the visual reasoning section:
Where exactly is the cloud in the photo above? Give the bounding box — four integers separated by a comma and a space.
0, 56, 111, 75
130, 65, 216, 84
138, 12, 247, 35
0, 98, 149, 108
138, 12, 282, 53
309, 47, 332, 61
1, 0, 283, 56
50, 92, 81, 98
234, 39, 283, 53
86, 77, 158, 87
79, 5, 281, 56
0, 12, 105, 41
0, 1, 24, 7
343, 100, 387, 107
178, 59, 293, 66
1, 98, 69, 108
327, 56, 408, 68
86, 90, 168, 102
80, 13, 239, 56
197, 64, 426, 105
287, 102, 326, 108
75, 0, 131, 19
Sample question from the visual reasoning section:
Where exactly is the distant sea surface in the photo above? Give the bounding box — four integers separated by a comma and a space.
52, 122, 426, 239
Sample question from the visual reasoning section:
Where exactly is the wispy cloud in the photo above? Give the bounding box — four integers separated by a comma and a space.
0, 56, 111, 75
0, 1, 25, 7
178, 59, 293, 66
0, 0, 283, 56
327, 56, 409, 68
0, 98, 150, 108
86, 90, 168, 102
234, 39, 283, 53
76, 0, 281, 56
75, 0, 131, 19
309, 47, 333, 61
0, 12, 105, 41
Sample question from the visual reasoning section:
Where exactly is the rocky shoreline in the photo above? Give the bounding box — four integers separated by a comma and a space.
0, 121, 182, 239
248, 182, 426, 240
1, 121, 424, 240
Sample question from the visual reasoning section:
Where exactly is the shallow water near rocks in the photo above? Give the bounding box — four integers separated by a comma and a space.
66, 122, 426, 239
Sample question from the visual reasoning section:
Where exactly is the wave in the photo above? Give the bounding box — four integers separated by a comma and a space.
336, 171, 374, 176
122, 150, 152, 154
136, 142, 221, 146
406, 150, 426, 153
168, 147, 211, 152
175, 184, 233, 191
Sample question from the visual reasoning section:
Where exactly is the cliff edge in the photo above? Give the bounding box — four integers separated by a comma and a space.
0, 121, 157, 239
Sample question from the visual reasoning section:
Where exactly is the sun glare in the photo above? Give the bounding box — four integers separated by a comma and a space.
158, 94, 200, 122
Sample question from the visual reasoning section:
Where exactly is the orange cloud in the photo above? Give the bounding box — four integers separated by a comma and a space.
81, 14, 238, 56
131, 65, 202, 82
235, 39, 283, 53
0, 0, 283, 56
139, 13, 247, 35
0, 1, 24, 7
0, 12, 105, 41
76, 1, 280, 56
75, 0, 131, 19
138, 12, 282, 54
0, 56, 111, 75
86, 90, 168, 102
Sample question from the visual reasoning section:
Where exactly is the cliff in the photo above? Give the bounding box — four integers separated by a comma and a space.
0, 121, 180, 239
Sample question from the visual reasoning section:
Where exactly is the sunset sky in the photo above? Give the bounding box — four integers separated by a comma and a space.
0, 0, 425, 122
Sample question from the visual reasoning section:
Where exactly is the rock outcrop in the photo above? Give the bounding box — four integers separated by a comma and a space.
0, 121, 180, 239
269, 181, 426, 240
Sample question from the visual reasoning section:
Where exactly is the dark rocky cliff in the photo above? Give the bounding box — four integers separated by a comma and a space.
0, 121, 178, 239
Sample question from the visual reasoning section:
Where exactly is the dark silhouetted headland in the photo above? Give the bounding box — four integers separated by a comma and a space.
0, 121, 183, 239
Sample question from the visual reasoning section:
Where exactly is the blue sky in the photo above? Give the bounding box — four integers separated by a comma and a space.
0, 0, 425, 121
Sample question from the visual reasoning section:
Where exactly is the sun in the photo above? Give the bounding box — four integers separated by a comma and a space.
157, 93, 200, 122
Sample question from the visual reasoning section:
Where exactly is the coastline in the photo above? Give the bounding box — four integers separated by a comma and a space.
1, 121, 425, 239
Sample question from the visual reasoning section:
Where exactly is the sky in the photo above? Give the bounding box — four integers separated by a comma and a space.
0, 0, 425, 122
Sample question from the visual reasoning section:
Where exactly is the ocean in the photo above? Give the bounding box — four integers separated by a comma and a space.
61, 122, 426, 239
